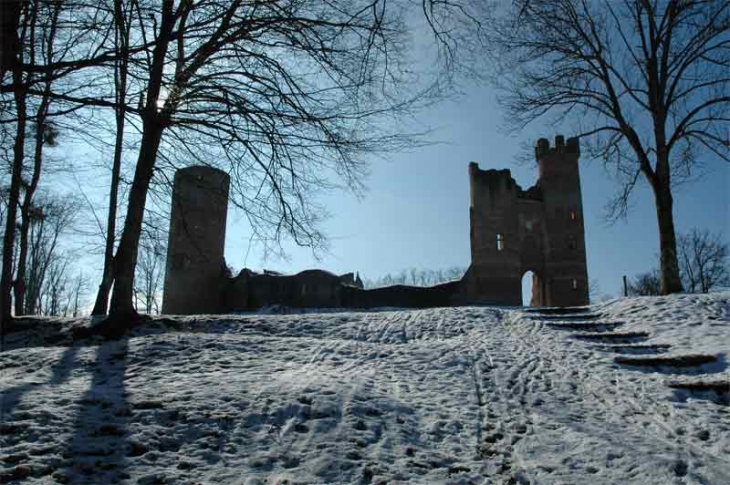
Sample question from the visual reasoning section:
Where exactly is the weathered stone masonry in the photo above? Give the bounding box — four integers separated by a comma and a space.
162, 166, 230, 315
462, 135, 589, 306
161, 135, 589, 314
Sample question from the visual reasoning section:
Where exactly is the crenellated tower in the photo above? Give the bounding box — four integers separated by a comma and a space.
463, 135, 589, 307
535, 136, 588, 306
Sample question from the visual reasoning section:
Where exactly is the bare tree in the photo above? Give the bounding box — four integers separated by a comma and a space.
1, 0, 32, 327
13, 1, 64, 316
40, 254, 69, 316
2, 1, 486, 331
67, 270, 89, 317
364, 266, 467, 288
91, 0, 134, 316
444, 266, 466, 282
628, 269, 662, 296
99, 0, 485, 330
0, 0, 118, 326
587, 278, 613, 303
678, 228, 730, 293
485, 0, 729, 295
23, 195, 79, 314
133, 217, 165, 315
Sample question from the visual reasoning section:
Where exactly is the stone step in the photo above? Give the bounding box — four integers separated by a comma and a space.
571, 331, 650, 343
547, 321, 624, 331
666, 379, 729, 393
533, 313, 603, 321
592, 343, 671, 354
523, 306, 592, 315
615, 353, 718, 368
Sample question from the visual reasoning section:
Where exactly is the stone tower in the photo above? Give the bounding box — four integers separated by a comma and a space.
465, 165, 524, 305
162, 166, 230, 314
535, 136, 589, 306
463, 135, 589, 307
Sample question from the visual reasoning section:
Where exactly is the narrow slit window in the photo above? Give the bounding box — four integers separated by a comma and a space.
496, 233, 504, 251
572, 279, 578, 290
570, 210, 577, 220
568, 236, 577, 250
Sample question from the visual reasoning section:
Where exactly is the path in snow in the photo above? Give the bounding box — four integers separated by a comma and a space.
0, 294, 728, 484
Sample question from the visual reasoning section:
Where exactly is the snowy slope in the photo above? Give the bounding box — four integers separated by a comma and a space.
1, 293, 728, 484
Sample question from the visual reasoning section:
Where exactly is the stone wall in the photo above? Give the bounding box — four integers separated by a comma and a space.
221, 269, 461, 311
341, 281, 461, 309
161, 135, 589, 314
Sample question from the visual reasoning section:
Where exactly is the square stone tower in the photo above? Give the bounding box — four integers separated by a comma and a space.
463, 135, 589, 307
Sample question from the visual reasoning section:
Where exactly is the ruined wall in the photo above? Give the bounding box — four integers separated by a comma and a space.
224, 269, 344, 311
221, 269, 461, 311
162, 166, 230, 314
464, 165, 522, 305
463, 135, 589, 307
161, 136, 588, 314
341, 281, 461, 309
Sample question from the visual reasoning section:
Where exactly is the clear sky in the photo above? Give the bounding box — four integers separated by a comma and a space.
222, 82, 730, 302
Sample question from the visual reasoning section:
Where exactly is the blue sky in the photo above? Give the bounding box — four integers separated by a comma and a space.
222, 82, 730, 302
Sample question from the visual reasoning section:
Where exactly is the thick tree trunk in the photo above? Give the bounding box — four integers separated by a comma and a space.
653, 180, 683, 295
105, 119, 163, 333
98, 0, 172, 333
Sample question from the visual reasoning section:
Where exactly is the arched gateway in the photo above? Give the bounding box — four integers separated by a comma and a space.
462, 136, 589, 307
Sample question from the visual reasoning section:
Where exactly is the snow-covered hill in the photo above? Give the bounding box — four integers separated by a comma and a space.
1, 293, 729, 484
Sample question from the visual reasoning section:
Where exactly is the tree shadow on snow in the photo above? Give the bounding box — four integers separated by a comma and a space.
57, 338, 132, 484
0, 344, 81, 421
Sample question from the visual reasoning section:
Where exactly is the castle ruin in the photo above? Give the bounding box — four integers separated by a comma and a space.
462, 135, 588, 307
161, 135, 588, 313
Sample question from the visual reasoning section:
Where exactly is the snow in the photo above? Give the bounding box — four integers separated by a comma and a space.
1, 293, 729, 484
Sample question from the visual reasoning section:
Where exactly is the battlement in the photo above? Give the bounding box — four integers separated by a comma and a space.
535, 135, 580, 161
469, 163, 517, 189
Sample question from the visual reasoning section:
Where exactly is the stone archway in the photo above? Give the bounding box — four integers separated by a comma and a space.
521, 270, 544, 307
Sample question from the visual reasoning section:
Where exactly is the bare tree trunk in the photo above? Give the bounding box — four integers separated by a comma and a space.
12, 1, 59, 316
653, 177, 683, 295
1, 61, 27, 331
107, 120, 163, 329
103, 0, 173, 333
92, 0, 129, 316
14, 98, 51, 315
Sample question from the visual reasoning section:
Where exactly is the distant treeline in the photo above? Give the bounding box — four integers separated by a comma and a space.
362, 267, 466, 289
